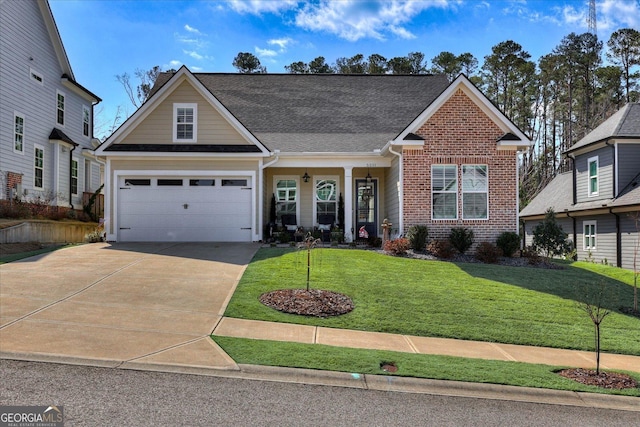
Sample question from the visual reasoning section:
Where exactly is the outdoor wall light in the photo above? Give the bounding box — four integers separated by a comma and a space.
302, 170, 310, 183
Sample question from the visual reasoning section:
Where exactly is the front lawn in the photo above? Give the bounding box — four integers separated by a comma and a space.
223, 248, 640, 355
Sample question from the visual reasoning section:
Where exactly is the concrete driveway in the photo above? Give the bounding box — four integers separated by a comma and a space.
0, 242, 259, 370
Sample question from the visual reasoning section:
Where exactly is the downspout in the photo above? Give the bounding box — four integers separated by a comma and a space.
259, 151, 280, 240
606, 141, 616, 197
610, 208, 622, 268
568, 153, 577, 205
69, 144, 76, 209
565, 210, 577, 260
388, 143, 403, 236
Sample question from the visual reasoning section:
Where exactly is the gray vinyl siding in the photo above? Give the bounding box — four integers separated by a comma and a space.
575, 146, 614, 203
576, 215, 617, 265
523, 217, 574, 253
384, 154, 401, 237
620, 214, 639, 270
617, 144, 640, 195
0, 0, 97, 203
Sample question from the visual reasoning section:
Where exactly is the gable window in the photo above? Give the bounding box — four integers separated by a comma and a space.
30, 68, 43, 85
462, 165, 488, 219
587, 156, 598, 196
432, 165, 457, 219
14, 113, 24, 153
173, 103, 197, 142
583, 221, 596, 250
71, 159, 78, 195
275, 178, 297, 221
315, 178, 338, 225
34, 145, 44, 189
56, 91, 65, 126
82, 106, 91, 137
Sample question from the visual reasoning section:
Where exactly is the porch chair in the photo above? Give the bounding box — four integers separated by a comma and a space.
317, 214, 335, 243
281, 214, 298, 240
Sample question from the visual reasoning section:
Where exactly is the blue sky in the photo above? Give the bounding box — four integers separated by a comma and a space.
48, 0, 640, 139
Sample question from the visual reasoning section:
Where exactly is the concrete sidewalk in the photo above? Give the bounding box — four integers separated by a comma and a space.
212, 317, 640, 373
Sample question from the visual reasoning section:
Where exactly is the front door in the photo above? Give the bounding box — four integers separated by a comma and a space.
355, 179, 377, 239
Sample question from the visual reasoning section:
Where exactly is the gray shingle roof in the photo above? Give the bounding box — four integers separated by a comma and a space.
151, 72, 450, 153
566, 103, 640, 153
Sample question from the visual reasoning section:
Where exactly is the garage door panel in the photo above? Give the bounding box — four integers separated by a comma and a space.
118, 176, 252, 242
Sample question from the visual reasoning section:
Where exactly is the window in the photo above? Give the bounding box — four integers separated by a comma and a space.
124, 179, 150, 186
56, 91, 65, 126
275, 178, 297, 220
315, 178, 338, 223
71, 159, 78, 195
34, 145, 44, 189
173, 103, 197, 142
587, 156, 598, 196
14, 113, 24, 153
583, 221, 597, 250
432, 165, 457, 219
462, 165, 488, 219
190, 179, 215, 186
30, 68, 43, 85
158, 179, 183, 186
221, 179, 248, 186
83, 106, 90, 137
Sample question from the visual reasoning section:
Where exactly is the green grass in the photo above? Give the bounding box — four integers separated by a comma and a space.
0, 245, 67, 264
212, 336, 640, 397
224, 248, 640, 355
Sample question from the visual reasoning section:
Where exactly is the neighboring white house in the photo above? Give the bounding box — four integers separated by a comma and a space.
0, 0, 102, 209
521, 103, 640, 269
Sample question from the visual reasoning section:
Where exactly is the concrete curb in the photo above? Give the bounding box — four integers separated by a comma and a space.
2, 352, 638, 412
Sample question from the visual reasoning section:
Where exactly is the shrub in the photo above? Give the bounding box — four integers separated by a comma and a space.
85, 228, 104, 243
532, 208, 570, 258
475, 242, 502, 264
522, 246, 542, 265
383, 238, 410, 256
368, 236, 382, 248
406, 225, 429, 252
496, 231, 520, 257
449, 227, 474, 254
427, 239, 455, 259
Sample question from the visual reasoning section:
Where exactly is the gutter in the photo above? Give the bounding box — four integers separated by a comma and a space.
606, 141, 616, 197
610, 208, 622, 268
69, 144, 76, 209
388, 143, 403, 235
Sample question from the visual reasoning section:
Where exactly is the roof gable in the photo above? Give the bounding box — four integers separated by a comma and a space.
393, 74, 532, 150
97, 67, 269, 155
566, 103, 640, 154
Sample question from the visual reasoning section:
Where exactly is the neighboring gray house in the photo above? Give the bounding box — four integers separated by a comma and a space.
0, 0, 101, 209
521, 103, 640, 269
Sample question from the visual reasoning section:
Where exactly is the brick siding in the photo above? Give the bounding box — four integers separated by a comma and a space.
403, 89, 519, 248
6, 172, 23, 200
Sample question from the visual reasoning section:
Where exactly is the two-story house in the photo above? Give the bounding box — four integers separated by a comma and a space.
0, 0, 101, 210
95, 66, 531, 244
520, 103, 640, 269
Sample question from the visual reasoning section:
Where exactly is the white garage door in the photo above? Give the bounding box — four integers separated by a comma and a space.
117, 176, 252, 242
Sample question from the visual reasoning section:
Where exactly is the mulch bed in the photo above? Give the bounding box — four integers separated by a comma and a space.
260, 289, 354, 318
558, 368, 638, 390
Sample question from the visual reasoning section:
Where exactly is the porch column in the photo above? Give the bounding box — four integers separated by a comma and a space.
343, 166, 353, 242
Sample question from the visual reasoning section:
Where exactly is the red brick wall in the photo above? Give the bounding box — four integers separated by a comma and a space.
403, 88, 518, 248
6, 172, 23, 199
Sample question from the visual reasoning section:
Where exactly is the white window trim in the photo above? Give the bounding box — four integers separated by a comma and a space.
431, 164, 458, 220
56, 90, 66, 127
172, 103, 197, 143
71, 158, 79, 196
82, 105, 91, 138
30, 68, 43, 85
34, 144, 44, 190
587, 156, 598, 197
313, 175, 340, 227
462, 164, 489, 220
13, 112, 25, 154
273, 175, 300, 224
583, 220, 597, 251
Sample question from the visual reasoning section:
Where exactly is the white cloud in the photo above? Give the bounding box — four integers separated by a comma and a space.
268, 37, 293, 51
184, 24, 205, 35
168, 60, 182, 68
184, 50, 204, 60
191, 66, 204, 72
293, 0, 450, 42
598, 0, 639, 31
226, 0, 298, 15
561, 5, 584, 26
255, 47, 278, 57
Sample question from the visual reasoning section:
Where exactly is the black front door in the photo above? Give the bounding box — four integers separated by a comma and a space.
355, 179, 377, 239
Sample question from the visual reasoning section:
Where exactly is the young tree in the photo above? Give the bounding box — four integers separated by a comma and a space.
576, 282, 612, 375
532, 208, 570, 258
232, 52, 266, 73
607, 28, 640, 103
115, 65, 163, 108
